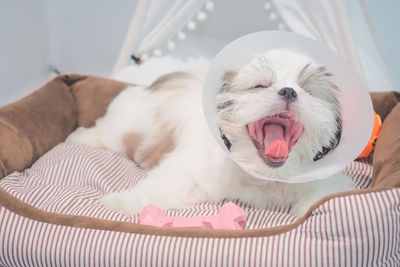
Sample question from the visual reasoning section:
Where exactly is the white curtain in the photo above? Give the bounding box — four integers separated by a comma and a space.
272, 0, 396, 91
113, 0, 396, 92
113, 0, 205, 74
345, 0, 397, 91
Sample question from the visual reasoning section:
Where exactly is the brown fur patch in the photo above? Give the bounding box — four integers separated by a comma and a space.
221, 70, 238, 92
124, 72, 185, 168
139, 125, 175, 169
123, 133, 143, 160
148, 72, 194, 92
223, 70, 237, 82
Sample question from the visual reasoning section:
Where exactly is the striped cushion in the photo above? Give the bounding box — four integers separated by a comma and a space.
0, 129, 399, 266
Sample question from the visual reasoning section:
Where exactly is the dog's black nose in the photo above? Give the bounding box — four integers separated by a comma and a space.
278, 87, 297, 102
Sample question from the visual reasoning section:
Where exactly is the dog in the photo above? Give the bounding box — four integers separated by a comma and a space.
70, 49, 354, 216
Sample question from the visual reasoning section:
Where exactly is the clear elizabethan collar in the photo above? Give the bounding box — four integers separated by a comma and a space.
202, 31, 373, 183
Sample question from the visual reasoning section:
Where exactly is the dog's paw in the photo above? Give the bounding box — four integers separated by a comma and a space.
99, 192, 143, 216
289, 205, 308, 217
289, 199, 315, 217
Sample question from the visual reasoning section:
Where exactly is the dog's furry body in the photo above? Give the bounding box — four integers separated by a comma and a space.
71, 50, 354, 216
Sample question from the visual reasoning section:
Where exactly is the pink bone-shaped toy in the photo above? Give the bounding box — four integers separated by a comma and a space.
138, 202, 246, 230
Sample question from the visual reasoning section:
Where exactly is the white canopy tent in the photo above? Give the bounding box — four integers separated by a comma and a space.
112, 0, 396, 92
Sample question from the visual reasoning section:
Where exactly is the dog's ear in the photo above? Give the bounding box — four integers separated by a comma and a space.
313, 116, 342, 161
221, 70, 238, 92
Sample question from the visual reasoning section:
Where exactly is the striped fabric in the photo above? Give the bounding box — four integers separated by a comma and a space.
0, 131, 399, 266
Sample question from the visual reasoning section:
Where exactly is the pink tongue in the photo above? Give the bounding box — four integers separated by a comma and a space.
266, 140, 288, 161
263, 124, 288, 161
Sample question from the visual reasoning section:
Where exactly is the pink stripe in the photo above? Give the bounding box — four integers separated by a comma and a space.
3, 211, 15, 266
384, 190, 400, 264
14, 215, 25, 267
382, 192, 395, 265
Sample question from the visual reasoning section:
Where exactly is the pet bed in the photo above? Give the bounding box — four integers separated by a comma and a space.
0, 74, 399, 266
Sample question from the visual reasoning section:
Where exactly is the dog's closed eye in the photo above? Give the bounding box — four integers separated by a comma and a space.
251, 81, 272, 89
253, 84, 270, 89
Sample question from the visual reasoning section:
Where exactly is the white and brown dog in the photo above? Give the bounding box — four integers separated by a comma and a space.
71, 49, 354, 216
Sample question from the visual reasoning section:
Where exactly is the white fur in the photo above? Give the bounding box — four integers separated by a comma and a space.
70, 50, 354, 216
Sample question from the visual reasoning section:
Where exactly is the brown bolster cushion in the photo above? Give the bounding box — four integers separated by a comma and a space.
373, 102, 400, 188
0, 74, 399, 189
0, 74, 126, 179
370, 91, 400, 187
70, 75, 128, 128
0, 76, 76, 179
370, 91, 400, 121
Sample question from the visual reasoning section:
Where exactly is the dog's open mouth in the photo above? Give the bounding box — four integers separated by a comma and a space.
247, 111, 304, 167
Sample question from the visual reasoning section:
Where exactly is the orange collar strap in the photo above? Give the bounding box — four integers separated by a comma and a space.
357, 111, 382, 159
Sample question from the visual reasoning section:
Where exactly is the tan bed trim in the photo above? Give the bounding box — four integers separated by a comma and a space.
0, 186, 396, 238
